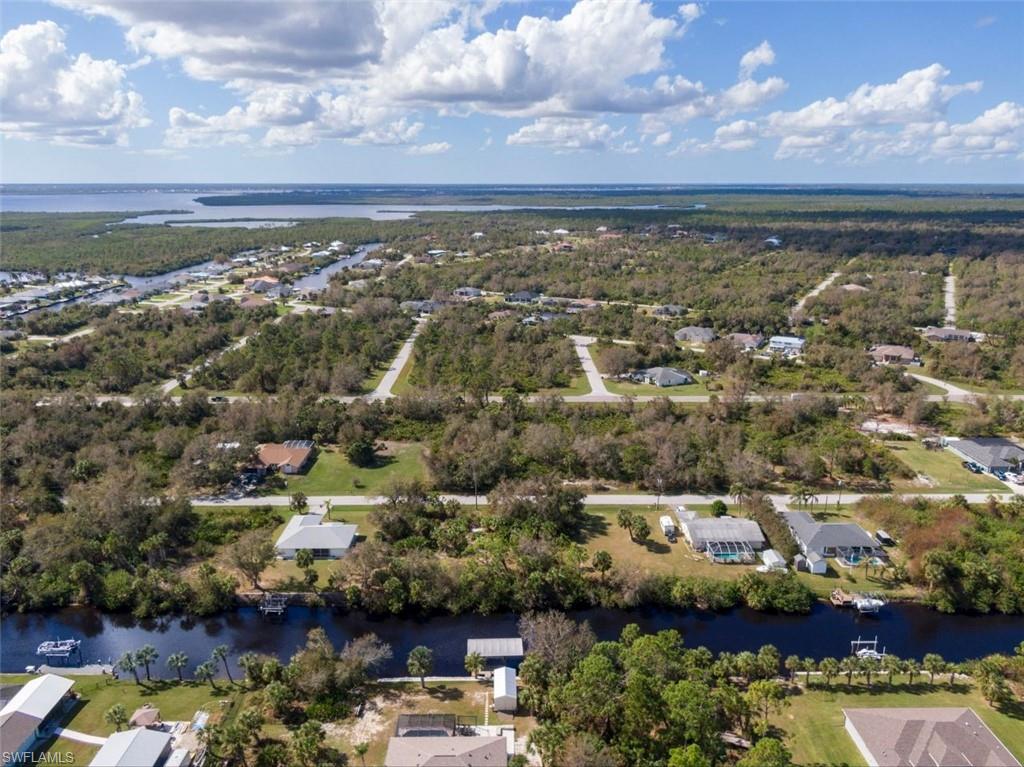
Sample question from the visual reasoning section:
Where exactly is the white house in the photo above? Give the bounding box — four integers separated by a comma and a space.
493, 667, 517, 713
275, 512, 357, 559
768, 335, 805, 357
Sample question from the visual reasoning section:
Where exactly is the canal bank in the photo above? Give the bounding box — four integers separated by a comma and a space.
3, 604, 1021, 678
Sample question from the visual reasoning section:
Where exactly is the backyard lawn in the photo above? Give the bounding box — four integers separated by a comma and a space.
284, 443, 427, 496
315, 680, 533, 767
578, 506, 757, 580
884, 441, 1007, 494
772, 680, 1024, 766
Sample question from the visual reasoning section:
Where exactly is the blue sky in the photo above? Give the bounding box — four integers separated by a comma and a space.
1, 1, 1022, 183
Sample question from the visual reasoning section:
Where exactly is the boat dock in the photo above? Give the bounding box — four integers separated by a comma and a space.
259, 593, 288, 618
830, 588, 885, 613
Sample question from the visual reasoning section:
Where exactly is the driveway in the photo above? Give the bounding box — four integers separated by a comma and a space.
569, 335, 618, 399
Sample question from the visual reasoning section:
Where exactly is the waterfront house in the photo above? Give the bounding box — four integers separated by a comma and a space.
384, 736, 508, 767
782, 512, 878, 560
90, 727, 173, 767
679, 517, 766, 564
843, 708, 1021, 767
0, 674, 75, 756
275, 511, 357, 559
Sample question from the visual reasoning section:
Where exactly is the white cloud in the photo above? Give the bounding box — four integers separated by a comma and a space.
738, 40, 774, 80
762, 63, 998, 162
506, 117, 625, 152
0, 20, 148, 145
406, 141, 451, 155
975, 15, 996, 28
672, 118, 759, 154
931, 102, 1024, 159
653, 130, 673, 146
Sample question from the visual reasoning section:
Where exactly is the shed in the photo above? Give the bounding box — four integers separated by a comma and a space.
760, 549, 786, 570
493, 667, 517, 713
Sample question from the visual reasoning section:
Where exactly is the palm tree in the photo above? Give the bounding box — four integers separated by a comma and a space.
195, 661, 217, 690
167, 652, 189, 682
104, 703, 128, 731
407, 646, 434, 688
860, 657, 879, 687
137, 645, 159, 681
839, 656, 858, 686
354, 742, 369, 767
729, 482, 750, 506
882, 655, 902, 686
923, 653, 945, 684
212, 644, 233, 684
117, 651, 141, 685
784, 655, 801, 683
819, 657, 839, 687
464, 652, 485, 678
802, 657, 816, 685
947, 662, 961, 686
905, 658, 921, 686
616, 508, 636, 541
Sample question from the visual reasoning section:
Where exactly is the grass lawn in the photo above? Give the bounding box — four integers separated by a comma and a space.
316, 680, 535, 767
0, 675, 246, 740
578, 506, 757, 580
390, 350, 417, 395
283, 443, 427, 496
35, 735, 99, 763
884, 441, 1007, 494
537, 375, 592, 397
772, 680, 1024, 766
605, 378, 715, 397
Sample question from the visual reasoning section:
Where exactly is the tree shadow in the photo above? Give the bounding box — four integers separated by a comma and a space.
642, 539, 671, 554
575, 513, 609, 543
426, 685, 464, 702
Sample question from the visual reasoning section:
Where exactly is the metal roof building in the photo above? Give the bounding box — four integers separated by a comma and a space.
466, 638, 524, 658
493, 667, 517, 713
90, 728, 173, 767
679, 517, 766, 551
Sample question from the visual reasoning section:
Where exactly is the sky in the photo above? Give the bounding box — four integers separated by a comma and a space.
1, 0, 1022, 184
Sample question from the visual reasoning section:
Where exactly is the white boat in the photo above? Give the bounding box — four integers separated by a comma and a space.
854, 595, 886, 614
36, 638, 81, 657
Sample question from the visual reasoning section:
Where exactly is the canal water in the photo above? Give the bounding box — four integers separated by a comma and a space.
291, 243, 384, 292
3, 604, 1021, 678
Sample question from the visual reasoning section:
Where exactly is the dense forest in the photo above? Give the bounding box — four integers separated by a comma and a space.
191, 299, 412, 395
409, 304, 580, 397
2, 302, 272, 392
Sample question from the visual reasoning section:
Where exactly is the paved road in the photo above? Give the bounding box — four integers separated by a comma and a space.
193, 490, 1015, 508
944, 272, 957, 326
569, 335, 617, 398
368, 319, 425, 400
908, 372, 977, 402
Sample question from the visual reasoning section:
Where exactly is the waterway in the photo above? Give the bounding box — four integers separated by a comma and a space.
292, 242, 383, 292
3, 604, 1021, 678
1, 189, 677, 227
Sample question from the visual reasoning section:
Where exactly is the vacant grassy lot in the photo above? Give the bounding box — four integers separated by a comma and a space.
772, 680, 1024, 766
578, 506, 757, 580
884, 441, 1006, 494
315, 680, 532, 767
284, 443, 427, 496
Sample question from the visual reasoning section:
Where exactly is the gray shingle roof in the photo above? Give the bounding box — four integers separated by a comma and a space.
947, 438, 1024, 471
783, 512, 877, 552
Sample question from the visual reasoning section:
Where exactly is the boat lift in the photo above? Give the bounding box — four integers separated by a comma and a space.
36, 638, 82, 665
850, 636, 887, 660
